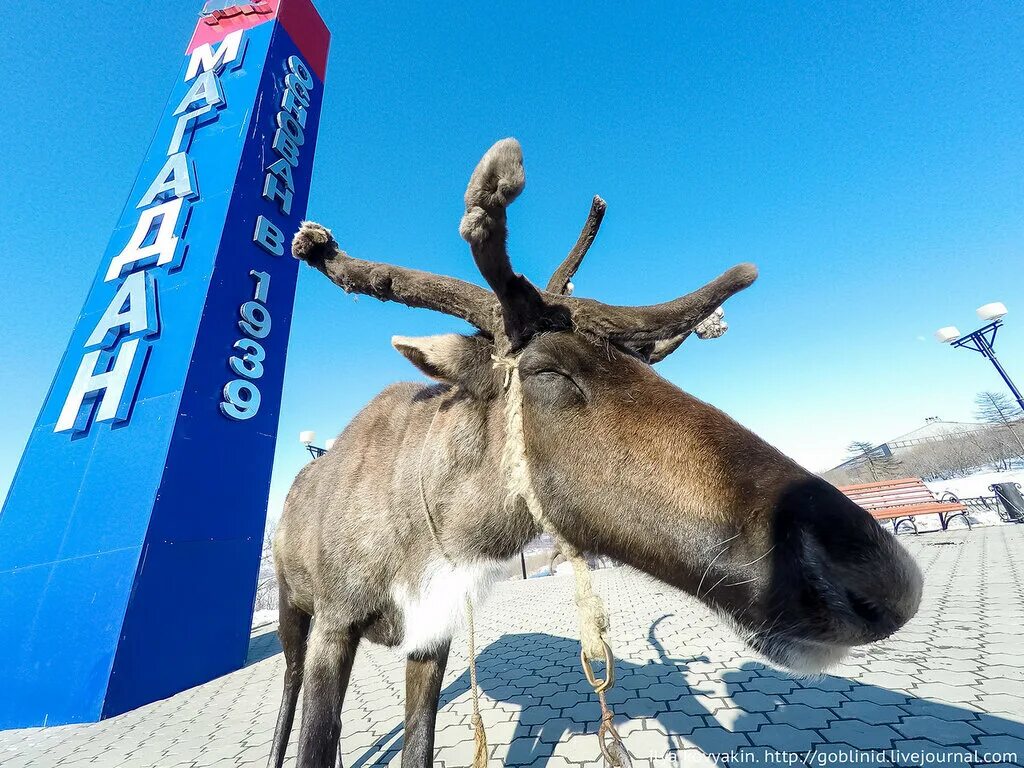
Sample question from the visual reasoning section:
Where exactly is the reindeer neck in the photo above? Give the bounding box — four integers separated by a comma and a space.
418, 385, 538, 564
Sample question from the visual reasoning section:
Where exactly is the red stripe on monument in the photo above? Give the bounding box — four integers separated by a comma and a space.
186, 1, 281, 54
184, 0, 329, 83
276, 0, 331, 82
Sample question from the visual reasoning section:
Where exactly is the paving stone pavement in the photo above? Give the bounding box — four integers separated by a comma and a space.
3, 525, 1024, 767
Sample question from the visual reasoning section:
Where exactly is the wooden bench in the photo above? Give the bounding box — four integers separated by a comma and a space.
838, 477, 970, 534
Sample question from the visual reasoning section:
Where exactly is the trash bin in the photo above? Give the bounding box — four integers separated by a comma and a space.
991, 482, 1024, 523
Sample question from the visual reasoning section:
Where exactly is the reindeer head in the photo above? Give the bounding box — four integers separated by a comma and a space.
293, 138, 922, 673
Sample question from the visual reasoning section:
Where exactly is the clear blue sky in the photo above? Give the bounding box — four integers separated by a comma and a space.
2, 2, 1022, 520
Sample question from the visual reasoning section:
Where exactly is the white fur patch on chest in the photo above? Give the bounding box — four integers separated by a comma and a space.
391, 557, 510, 656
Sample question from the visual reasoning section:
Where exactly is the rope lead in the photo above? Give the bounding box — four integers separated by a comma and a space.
416, 355, 632, 767
418, 398, 491, 766
499, 358, 632, 767
465, 596, 488, 768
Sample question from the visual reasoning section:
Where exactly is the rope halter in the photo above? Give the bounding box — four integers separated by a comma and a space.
493, 354, 632, 768
417, 353, 632, 768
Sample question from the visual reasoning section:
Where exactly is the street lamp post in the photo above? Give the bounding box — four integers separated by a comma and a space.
299, 430, 328, 459
936, 302, 1024, 411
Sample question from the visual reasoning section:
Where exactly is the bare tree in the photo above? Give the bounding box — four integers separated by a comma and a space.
825, 405, 1023, 485
865, 425, 1019, 482
975, 391, 1024, 457
845, 440, 903, 482
253, 520, 279, 613
899, 436, 978, 480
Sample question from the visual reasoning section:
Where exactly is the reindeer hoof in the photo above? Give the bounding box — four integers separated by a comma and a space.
292, 221, 334, 264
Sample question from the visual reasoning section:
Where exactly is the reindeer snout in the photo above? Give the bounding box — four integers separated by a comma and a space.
765, 477, 923, 654
798, 522, 923, 644
782, 478, 923, 646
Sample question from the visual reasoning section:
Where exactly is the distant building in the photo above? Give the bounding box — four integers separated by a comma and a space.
884, 417, 989, 450
829, 417, 988, 473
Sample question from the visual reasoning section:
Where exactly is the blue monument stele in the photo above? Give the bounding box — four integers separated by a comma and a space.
0, 0, 329, 728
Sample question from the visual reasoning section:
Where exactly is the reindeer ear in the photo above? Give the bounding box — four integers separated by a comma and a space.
392, 334, 499, 397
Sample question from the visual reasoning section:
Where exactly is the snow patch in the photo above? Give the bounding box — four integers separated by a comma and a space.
925, 469, 1023, 500
917, 469, 1024, 531
251, 609, 279, 628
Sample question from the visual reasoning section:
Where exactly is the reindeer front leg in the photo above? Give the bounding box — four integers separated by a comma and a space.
296, 623, 361, 768
401, 641, 451, 768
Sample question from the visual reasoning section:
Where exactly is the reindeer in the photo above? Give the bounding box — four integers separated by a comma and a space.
270, 139, 923, 768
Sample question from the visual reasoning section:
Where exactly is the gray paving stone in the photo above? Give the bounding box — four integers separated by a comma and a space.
710, 708, 767, 733
976, 734, 1024, 764
843, 685, 910, 706
975, 713, 1024, 739
766, 703, 834, 730
550, 732, 604, 763
561, 700, 601, 725
521, 720, 567, 742
833, 700, 907, 725
783, 688, 847, 708
517, 705, 561, 727
545, 690, 585, 710
749, 723, 816, 752
620, 728, 674, 764
918, 669, 986, 687
802, 675, 855, 692
662, 694, 713, 716
977, 693, 1024, 715
682, 726, 750, 753
730, 691, 779, 713
818, 720, 899, 749
981, 679, 1024, 696
3, 526, 1024, 767
982, 666, 1024, 682
912, 682, 982, 703
433, 723, 475, 749
525, 682, 562, 698
655, 712, 703, 735
900, 697, 982, 721
644, 682, 686, 702
436, 739, 479, 766
895, 715, 981, 744
743, 676, 796, 695
621, 697, 665, 719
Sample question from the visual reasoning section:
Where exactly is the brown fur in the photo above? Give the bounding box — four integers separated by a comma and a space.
271, 139, 923, 768
273, 332, 922, 768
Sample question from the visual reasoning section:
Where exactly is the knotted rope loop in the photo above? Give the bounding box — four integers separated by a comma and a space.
496, 354, 632, 766
597, 690, 633, 768
418, 353, 632, 768
580, 639, 615, 694
497, 355, 611, 659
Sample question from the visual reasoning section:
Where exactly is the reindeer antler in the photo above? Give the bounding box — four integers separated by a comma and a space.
643, 308, 729, 363
547, 265, 755, 344
459, 138, 566, 349
547, 196, 607, 295
293, 138, 757, 352
291, 221, 499, 333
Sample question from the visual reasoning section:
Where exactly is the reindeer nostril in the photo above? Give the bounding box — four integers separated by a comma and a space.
846, 589, 884, 626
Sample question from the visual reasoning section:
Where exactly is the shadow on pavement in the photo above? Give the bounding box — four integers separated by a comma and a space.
348, 615, 1022, 767
246, 626, 282, 666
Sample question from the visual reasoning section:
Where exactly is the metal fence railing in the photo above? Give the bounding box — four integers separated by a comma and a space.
940, 490, 1024, 524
